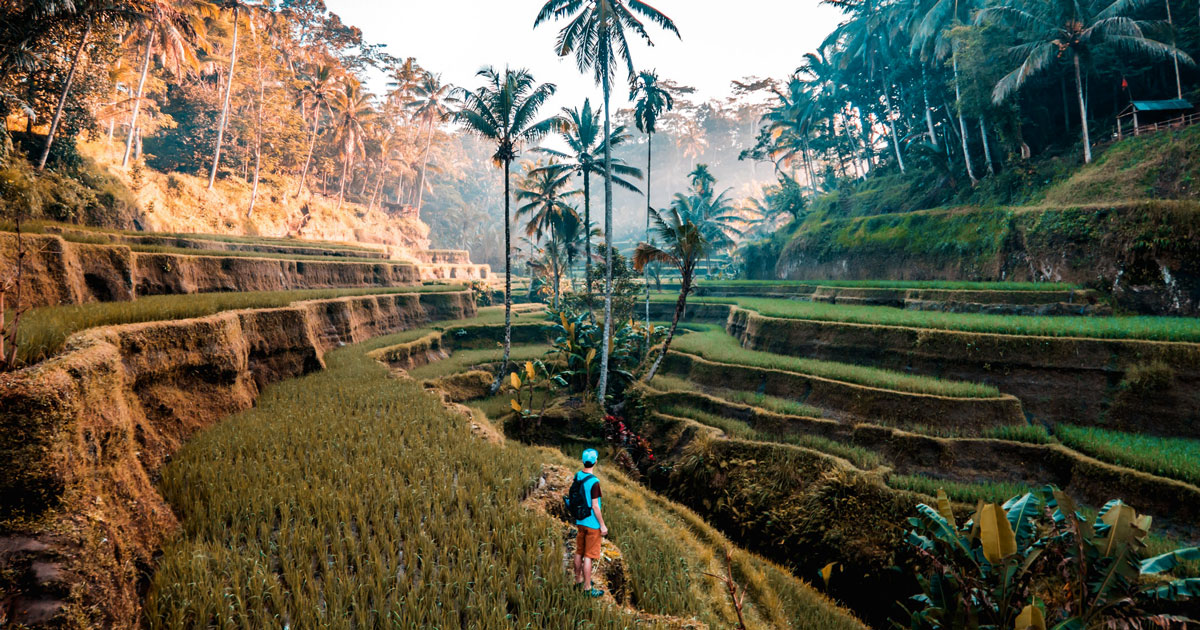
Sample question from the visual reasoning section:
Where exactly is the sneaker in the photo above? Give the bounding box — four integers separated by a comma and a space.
587, 587, 604, 598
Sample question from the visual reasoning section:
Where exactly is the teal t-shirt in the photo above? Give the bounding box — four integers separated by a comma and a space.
574, 471, 602, 529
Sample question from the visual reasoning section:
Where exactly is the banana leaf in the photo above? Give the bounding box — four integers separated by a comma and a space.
1141, 547, 1200, 575
1002, 492, 1041, 549
1141, 577, 1200, 601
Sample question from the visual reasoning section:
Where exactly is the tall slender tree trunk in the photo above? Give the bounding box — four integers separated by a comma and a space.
644, 132, 652, 345
952, 53, 978, 184
979, 116, 995, 176
1073, 55, 1092, 164
883, 86, 905, 173
122, 32, 154, 168
296, 107, 320, 197
596, 69, 614, 408
416, 118, 434, 213
644, 267, 690, 382
38, 18, 92, 171
923, 76, 938, 150
337, 133, 351, 209
489, 159, 513, 395
802, 138, 819, 195
209, 7, 239, 189
583, 170, 592, 305
1167, 0, 1182, 99
551, 222, 560, 310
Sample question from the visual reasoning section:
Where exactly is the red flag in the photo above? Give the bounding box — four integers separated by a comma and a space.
1122, 77, 1129, 89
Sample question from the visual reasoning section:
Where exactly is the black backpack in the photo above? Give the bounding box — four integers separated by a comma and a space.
564, 473, 594, 521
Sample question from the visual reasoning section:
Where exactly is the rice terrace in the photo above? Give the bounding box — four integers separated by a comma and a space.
5, 0, 1200, 628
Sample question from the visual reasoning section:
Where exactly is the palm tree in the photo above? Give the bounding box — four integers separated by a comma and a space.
329, 81, 374, 209
407, 72, 458, 214
535, 0, 679, 406
633, 205, 711, 382
630, 69, 673, 334
454, 67, 560, 394
207, 0, 266, 189
121, 0, 206, 168
979, 0, 1191, 164
533, 98, 642, 300
294, 64, 336, 197
516, 161, 580, 309
912, 0, 981, 183
36, 0, 141, 171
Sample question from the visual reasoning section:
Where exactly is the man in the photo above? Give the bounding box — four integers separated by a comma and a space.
571, 448, 606, 598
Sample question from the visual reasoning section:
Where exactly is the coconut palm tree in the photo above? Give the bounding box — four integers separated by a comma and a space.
36, 0, 148, 171
454, 66, 560, 394
207, 0, 267, 189
911, 0, 981, 182
407, 72, 458, 214
630, 69, 673, 333
121, 0, 206, 168
516, 162, 580, 308
633, 205, 711, 382
533, 98, 642, 300
534, 0, 678, 406
294, 64, 336, 197
979, 0, 1191, 164
329, 81, 374, 209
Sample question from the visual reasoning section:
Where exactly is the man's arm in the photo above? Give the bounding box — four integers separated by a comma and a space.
592, 498, 607, 537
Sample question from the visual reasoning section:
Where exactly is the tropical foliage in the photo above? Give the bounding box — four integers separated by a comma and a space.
903, 486, 1200, 629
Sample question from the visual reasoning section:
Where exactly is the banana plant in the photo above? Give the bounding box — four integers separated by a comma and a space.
901, 486, 1200, 630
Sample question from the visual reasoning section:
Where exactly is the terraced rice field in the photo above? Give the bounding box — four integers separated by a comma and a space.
669, 327, 1002, 398
671, 279, 1081, 291
13, 285, 466, 365
1055, 424, 1200, 486
687, 296, 1200, 341
146, 328, 865, 629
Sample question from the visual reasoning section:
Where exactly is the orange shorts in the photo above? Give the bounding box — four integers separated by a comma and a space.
576, 525, 602, 560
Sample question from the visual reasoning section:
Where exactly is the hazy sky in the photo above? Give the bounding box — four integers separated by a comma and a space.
326, 1, 845, 112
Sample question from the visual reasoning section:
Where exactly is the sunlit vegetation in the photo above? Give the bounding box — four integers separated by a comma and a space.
669, 327, 1002, 398
15, 286, 461, 365
147, 331, 866, 629
407, 345, 555, 381
650, 373, 828, 418
1055, 425, 1200, 487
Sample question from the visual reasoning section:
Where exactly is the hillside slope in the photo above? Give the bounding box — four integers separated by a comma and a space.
748, 128, 1200, 315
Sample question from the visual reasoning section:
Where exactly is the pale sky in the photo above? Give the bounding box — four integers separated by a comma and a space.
326, 1, 845, 112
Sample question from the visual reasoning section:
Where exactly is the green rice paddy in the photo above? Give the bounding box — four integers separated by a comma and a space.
1055, 424, 1200, 486
669, 328, 1002, 398
14, 286, 464, 365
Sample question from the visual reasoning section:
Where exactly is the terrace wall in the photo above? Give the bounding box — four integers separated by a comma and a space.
659, 351, 1025, 433
646, 389, 1200, 531
0, 291, 475, 628
1, 234, 485, 308
46, 226, 390, 259
728, 307, 1200, 437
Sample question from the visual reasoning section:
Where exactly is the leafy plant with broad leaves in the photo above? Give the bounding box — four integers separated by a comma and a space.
901, 486, 1200, 629
545, 306, 664, 397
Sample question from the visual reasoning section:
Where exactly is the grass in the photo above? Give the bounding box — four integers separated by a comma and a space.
650, 374, 829, 418
119, 243, 399, 264
14, 286, 464, 365
887, 474, 1034, 505
406, 344, 554, 380
660, 404, 883, 470
685, 279, 1081, 292
1055, 424, 1200, 487
669, 328, 1002, 398
982, 424, 1055, 444
673, 291, 1133, 342
145, 328, 865, 629
678, 296, 1200, 343
16, 220, 386, 254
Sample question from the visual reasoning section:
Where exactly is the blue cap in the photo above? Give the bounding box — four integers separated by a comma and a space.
582, 448, 599, 465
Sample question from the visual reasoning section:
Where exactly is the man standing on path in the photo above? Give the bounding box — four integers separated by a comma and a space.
570, 448, 607, 597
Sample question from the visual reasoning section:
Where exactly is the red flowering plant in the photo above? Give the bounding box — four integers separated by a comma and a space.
603, 414, 655, 464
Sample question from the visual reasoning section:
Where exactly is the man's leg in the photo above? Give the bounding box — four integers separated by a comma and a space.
573, 553, 583, 585
582, 557, 593, 590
